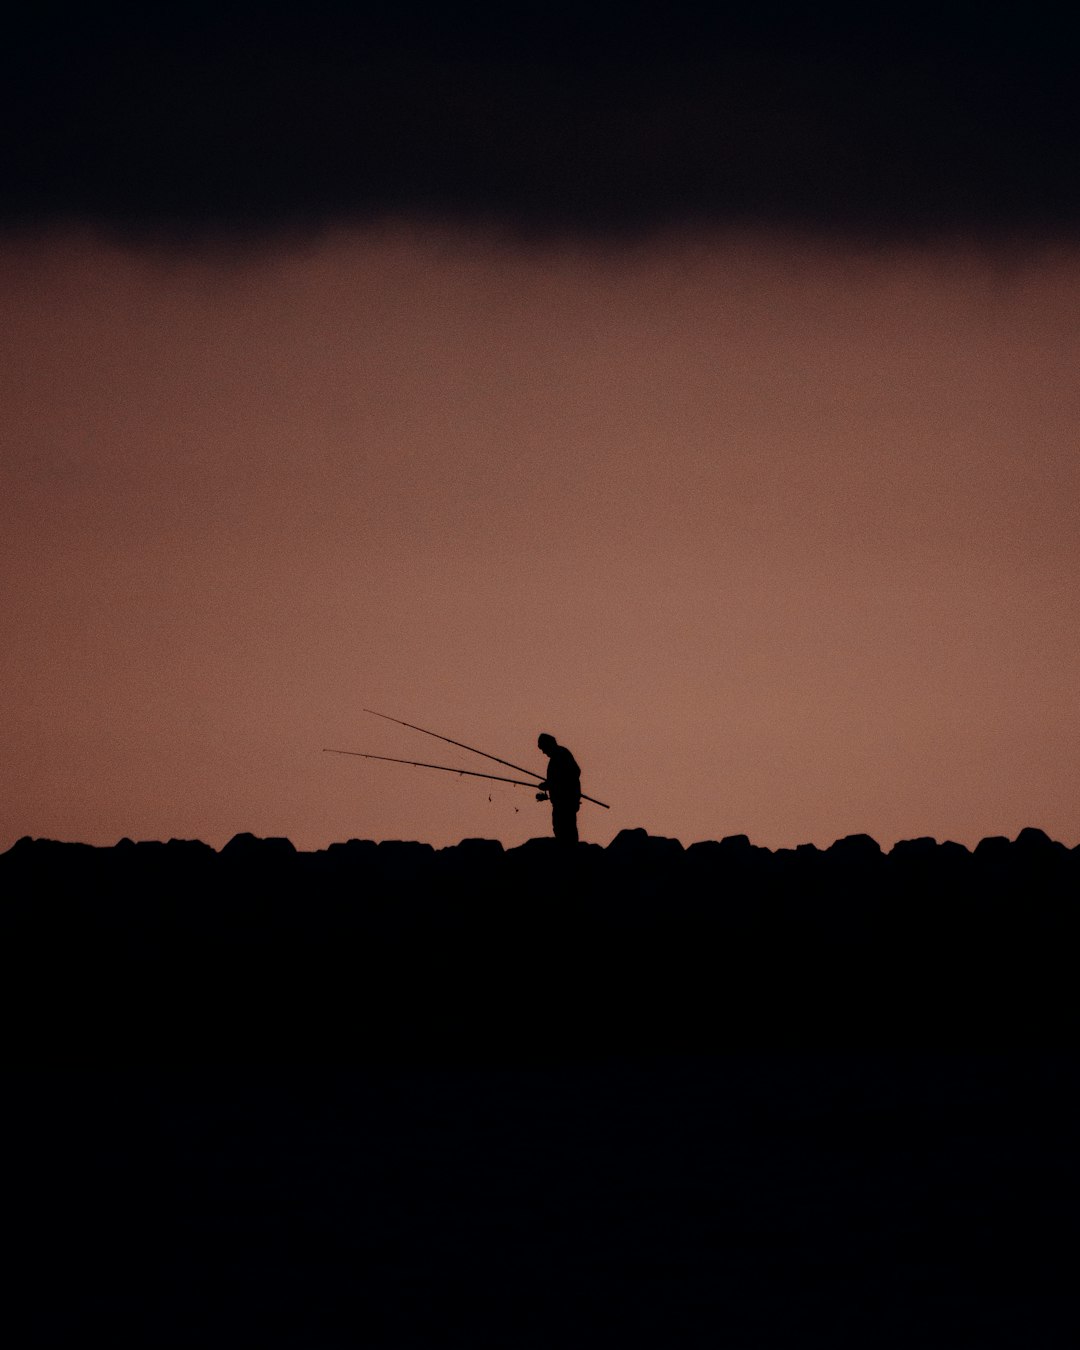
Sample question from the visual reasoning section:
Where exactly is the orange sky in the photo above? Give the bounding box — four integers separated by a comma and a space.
2, 226, 1078, 851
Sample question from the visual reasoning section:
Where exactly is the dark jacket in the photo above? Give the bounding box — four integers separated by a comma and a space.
544, 745, 581, 805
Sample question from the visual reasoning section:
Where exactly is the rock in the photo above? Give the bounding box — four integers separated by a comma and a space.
1014, 826, 1067, 856
974, 835, 1012, 861
220, 832, 297, 860
606, 829, 684, 863
827, 833, 882, 862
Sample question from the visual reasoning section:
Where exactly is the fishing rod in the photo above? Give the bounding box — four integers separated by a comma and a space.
364, 708, 541, 781
323, 749, 540, 790
363, 708, 611, 809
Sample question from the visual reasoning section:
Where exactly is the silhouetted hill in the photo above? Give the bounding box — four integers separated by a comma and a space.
3, 828, 1076, 1062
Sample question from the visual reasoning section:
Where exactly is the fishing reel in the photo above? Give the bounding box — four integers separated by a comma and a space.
535, 791, 549, 802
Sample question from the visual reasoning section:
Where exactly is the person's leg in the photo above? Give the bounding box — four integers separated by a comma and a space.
551, 800, 579, 845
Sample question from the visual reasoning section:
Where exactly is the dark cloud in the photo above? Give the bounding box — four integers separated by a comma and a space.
3, 3, 1077, 239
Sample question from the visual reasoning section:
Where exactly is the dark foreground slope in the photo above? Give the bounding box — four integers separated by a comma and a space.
2, 827, 1076, 1061
3, 829, 1077, 1347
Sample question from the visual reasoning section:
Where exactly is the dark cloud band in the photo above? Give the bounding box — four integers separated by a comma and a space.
3, 5, 1076, 238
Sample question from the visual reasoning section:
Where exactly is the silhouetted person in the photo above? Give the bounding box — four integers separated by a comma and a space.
537, 733, 581, 844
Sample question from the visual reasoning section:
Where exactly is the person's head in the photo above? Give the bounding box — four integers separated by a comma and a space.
537, 733, 557, 755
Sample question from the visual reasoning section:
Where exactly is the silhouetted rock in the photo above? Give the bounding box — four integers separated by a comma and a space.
772, 842, 824, 879
375, 840, 436, 884
111, 836, 214, 872
4, 836, 99, 859
607, 827, 649, 851
324, 838, 380, 866
1014, 826, 1068, 857
683, 840, 723, 863
507, 836, 566, 861
674, 839, 771, 921
974, 835, 1012, 861
168, 837, 214, 852
220, 832, 297, 861
606, 829, 684, 864
439, 838, 505, 863
436, 838, 505, 891
132, 839, 167, 856
937, 840, 971, 864
888, 839, 971, 898
826, 833, 883, 863
685, 835, 769, 874
889, 837, 939, 862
